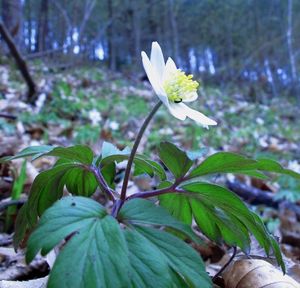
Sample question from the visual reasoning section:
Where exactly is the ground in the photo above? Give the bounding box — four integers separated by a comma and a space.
0, 61, 300, 286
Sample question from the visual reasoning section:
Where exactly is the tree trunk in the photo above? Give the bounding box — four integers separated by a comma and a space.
168, 0, 179, 64
107, 0, 117, 71
36, 0, 49, 52
1, 0, 23, 47
287, 0, 300, 103
132, 1, 141, 66
0, 22, 37, 103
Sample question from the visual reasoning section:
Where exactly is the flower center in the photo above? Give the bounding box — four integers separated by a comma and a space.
163, 70, 199, 103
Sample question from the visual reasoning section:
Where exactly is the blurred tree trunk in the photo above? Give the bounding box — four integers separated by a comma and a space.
168, 0, 179, 64
1, 0, 22, 47
36, 0, 49, 52
25, 0, 33, 52
287, 0, 299, 103
132, 1, 141, 65
0, 22, 36, 103
107, 0, 117, 71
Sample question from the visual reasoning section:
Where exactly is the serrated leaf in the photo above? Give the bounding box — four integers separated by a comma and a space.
101, 141, 130, 159
101, 162, 116, 188
181, 182, 283, 268
101, 153, 166, 180
189, 152, 300, 181
0, 145, 54, 162
159, 142, 193, 179
1, 145, 94, 164
137, 226, 211, 288
159, 193, 192, 225
190, 152, 258, 178
256, 158, 300, 179
27, 197, 130, 288
25, 163, 74, 226
27, 196, 212, 288
65, 167, 98, 197
13, 202, 30, 249
124, 229, 174, 288
133, 155, 166, 180
15, 161, 95, 236
44, 145, 94, 164
119, 198, 197, 242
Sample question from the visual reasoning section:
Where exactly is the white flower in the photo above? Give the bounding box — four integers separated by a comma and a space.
109, 121, 119, 131
288, 160, 300, 173
141, 42, 217, 128
88, 109, 102, 126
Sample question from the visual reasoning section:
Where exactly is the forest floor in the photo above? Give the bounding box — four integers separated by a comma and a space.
0, 61, 300, 287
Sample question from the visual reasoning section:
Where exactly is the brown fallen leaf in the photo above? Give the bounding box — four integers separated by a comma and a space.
0, 276, 48, 288
222, 259, 300, 288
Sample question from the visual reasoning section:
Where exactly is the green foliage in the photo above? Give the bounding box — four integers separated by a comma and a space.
159, 182, 284, 271
27, 196, 211, 288
74, 125, 101, 145
7, 145, 97, 248
101, 142, 166, 180
159, 142, 192, 179
1, 145, 54, 162
5, 160, 27, 231
5, 137, 300, 284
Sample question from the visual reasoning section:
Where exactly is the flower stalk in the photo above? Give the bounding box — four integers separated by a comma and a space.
120, 101, 162, 202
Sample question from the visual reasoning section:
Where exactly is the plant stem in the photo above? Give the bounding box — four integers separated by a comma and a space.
120, 101, 162, 202
89, 165, 116, 201
127, 186, 181, 200
212, 246, 237, 282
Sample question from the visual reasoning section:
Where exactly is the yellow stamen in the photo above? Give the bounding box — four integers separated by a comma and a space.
163, 70, 199, 103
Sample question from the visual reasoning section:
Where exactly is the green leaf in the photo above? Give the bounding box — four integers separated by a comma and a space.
5, 160, 27, 230
16, 162, 95, 230
119, 198, 197, 242
0, 145, 54, 162
101, 141, 130, 158
159, 142, 193, 179
189, 152, 300, 180
159, 194, 192, 225
13, 202, 30, 249
102, 153, 166, 180
44, 145, 94, 164
159, 188, 250, 252
24, 163, 75, 226
190, 152, 258, 178
136, 226, 211, 288
1, 145, 94, 164
26, 197, 131, 288
27, 196, 212, 288
65, 167, 98, 197
101, 162, 116, 188
133, 155, 166, 180
124, 229, 174, 288
256, 158, 300, 179
180, 182, 283, 268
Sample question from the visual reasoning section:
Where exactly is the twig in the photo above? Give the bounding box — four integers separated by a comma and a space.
0, 112, 17, 120
226, 180, 279, 208
0, 21, 36, 103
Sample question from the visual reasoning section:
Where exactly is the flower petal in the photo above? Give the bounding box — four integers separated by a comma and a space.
168, 103, 187, 120
182, 91, 198, 102
141, 51, 166, 98
150, 42, 165, 79
163, 57, 177, 82
178, 103, 217, 127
